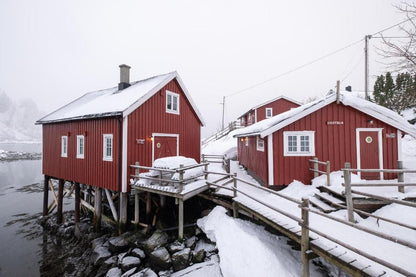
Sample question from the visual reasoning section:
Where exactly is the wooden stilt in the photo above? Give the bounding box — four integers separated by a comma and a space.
87, 185, 92, 205
178, 198, 184, 241
93, 187, 102, 231
43, 176, 50, 217
160, 195, 166, 207
119, 192, 128, 233
134, 193, 139, 225
146, 192, 151, 223
105, 189, 118, 221
74, 183, 80, 225
57, 179, 64, 224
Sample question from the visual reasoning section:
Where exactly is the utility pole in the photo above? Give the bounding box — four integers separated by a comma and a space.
364, 35, 372, 100
336, 80, 340, 104
221, 96, 225, 130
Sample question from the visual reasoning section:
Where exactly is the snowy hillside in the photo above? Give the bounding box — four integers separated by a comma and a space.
0, 92, 43, 142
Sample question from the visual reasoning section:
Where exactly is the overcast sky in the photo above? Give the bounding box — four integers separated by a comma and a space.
0, 0, 410, 137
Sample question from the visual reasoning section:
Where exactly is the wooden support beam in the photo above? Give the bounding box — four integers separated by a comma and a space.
178, 198, 184, 241
301, 198, 310, 277
43, 176, 50, 216
57, 179, 64, 224
146, 192, 151, 223
105, 189, 118, 222
134, 193, 140, 225
119, 192, 128, 233
93, 187, 102, 231
74, 183, 80, 225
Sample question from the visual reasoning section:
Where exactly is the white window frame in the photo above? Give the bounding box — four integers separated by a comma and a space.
103, 134, 113, 161
256, 136, 265, 152
248, 114, 252, 124
283, 131, 315, 156
245, 137, 249, 146
61, 136, 68, 158
166, 90, 180, 115
266, 108, 273, 118
76, 135, 85, 159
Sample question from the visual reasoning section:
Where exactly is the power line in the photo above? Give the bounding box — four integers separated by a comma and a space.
371, 16, 415, 36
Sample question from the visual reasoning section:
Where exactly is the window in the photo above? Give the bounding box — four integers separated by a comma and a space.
103, 134, 113, 161
76, 135, 85, 159
256, 136, 264, 151
61, 136, 68, 157
245, 137, 249, 146
266, 108, 273, 118
166, 90, 180, 114
283, 131, 315, 156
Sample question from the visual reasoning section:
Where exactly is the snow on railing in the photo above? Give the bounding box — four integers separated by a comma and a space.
201, 121, 242, 145
309, 157, 330, 186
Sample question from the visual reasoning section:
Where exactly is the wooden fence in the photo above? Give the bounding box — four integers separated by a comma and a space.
201, 121, 241, 145
309, 157, 330, 186
201, 154, 230, 173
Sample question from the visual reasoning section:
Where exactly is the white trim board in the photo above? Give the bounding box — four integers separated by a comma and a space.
122, 116, 128, 192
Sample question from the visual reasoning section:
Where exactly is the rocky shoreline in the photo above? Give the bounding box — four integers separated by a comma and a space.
40, 211, 220, 277
0, 150, 41, 161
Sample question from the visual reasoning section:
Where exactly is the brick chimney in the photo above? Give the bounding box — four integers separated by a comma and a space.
118, 64, 131, 90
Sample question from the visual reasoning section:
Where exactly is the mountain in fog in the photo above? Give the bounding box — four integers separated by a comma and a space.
0, 91, 43, 142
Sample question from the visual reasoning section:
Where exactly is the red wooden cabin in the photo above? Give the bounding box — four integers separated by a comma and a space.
234, 92, 416, 187
238, 96, 300, 127
37, 65, 204, 225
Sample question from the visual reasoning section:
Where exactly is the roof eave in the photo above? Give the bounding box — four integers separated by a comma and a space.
35, 112, 123, 125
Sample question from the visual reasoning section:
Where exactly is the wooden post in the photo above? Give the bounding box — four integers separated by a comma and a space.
326, 161, 331, 186
313, 157, 319, 178
201, 154, 205, 163
94, 187, 102, 231
397, 160, 404, 193
343, 162, 354, 223
225, 156, 230, 174
74, 182, 80, 225
146, 192, 151, 223
204, 162, 208, 180
301, 198, 310, 277
232, 173, 238, 218
179, 164, 184, 192
43, 176, 50, 217
119, 192, 128, 233
134, 193, 139, 225
105, 189, 118, 221
178, 198, 184, 241
57, 179, 64, 224
87, 185, 92, 205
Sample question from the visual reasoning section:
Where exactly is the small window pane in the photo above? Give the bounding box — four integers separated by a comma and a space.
167, 94, 172, 110
288, 136, 297, 152
173, 95, 178, 111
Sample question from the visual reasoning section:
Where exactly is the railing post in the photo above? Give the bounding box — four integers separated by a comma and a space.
326, 161, 331, 186
224, 155, 230, 174
201, 154, 205, 163
232, 173, 238, 218
179, 164, 184, 193
343, 162, 354, 223
301, 197, 310, 277
313, 157, 319, 178
397, 160, 404, 193
204, 163, 208, 180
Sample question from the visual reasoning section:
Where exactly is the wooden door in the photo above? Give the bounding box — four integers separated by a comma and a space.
153, 135, 178, 162
359, 130, 381, 180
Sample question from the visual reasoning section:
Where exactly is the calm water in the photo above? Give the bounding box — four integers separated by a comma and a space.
0, 143, 72, 277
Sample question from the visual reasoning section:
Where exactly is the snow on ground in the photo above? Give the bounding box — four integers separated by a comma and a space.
202, 130, 237, 159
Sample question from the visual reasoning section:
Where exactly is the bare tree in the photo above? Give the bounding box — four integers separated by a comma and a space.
378, 2, 416, 73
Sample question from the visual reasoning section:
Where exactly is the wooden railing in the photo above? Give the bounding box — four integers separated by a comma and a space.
201, 154, 230, 173
206, 170, 416, 277
201, 121, 242, 145
309, 157, 330, 186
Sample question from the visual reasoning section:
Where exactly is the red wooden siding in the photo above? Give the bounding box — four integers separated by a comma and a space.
127, 79, 201, 172
256, 98, 300, 122
272, 102, 398, 186
42, 118, 120, 191
237, 136, 268, 184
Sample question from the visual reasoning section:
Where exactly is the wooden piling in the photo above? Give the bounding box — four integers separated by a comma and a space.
94, 187, 102, 231
178, 198, 184, 241
57, 179, 64, 224
74, 182, 80, 225
232, 173, 239, 218
134, 193, 140, 225
146, 192, 151, 223
43, 175, 50, 216
398, 160, 404, 193
301, 198, 310, 277
119, 192, 128, 233
343, 162, 354, 223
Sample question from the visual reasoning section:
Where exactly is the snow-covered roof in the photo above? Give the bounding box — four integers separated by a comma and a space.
237, 95, 301, 119
36, 71, 205, 125
233, 92, 416, 138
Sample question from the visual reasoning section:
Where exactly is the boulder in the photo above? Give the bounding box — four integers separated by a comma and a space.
121, 267, 137, 277
143, 230, 169, 253
130, 268, 158, 277
117, 252, 128, 266
192, 248, 205, 263
109, 237, 130, 253
171, 248, 191, 271
92, 236, 109, 250
120, 256, 141, 272
149, 247, 171, 270
103, 256, 118, 268
91, 246, 112, 266
167, 241, 185, 254
106, 267, 122, 277
185, 236, 197, 249
130, 248, 146, 259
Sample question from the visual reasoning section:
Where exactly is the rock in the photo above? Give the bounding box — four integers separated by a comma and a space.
106, 267, 122, 277
167, 241, 185, 254
149, 247, 171, 270
117, 252, 128, 266
77, 222, 90, 233
121, 267, 137, 277
143, 230, 169, 253
103, 256, 118, 268
157, 270, 173, 277
195, 227, 202, 237
130, 248, 146, 259
171, 248, 191, 271
130, 268, 158, 277
109, 237, 130, 253
185, 236, 197, 249
92, 236, 109, 250
192, 249, 205, 263
91, 246, 112, 266
120, 256, 141, 272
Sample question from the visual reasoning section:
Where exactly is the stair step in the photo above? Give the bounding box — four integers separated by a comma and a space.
318, 186, 346, 200
309, 196, 337, 213
315, 192, 345, 206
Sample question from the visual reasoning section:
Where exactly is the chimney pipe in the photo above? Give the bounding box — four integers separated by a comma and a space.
118, 64, 131, 90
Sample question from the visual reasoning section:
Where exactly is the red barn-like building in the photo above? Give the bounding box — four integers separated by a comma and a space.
37, 65, 204, 225
238, 96, 300, 127
234, 92, 416, 187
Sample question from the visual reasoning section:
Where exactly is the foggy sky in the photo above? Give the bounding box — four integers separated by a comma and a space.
0, 0, 409, 137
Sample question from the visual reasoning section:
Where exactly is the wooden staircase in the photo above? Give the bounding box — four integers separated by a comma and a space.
309, 188, 346, 213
